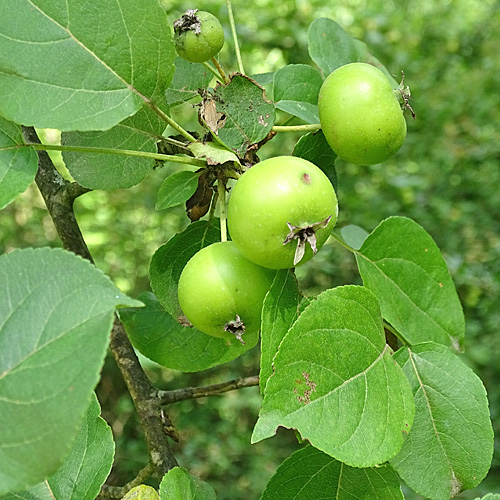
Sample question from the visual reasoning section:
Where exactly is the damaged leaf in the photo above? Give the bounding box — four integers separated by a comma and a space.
208, 74, 276, 157
252, 285, 414, 468
199, 97, 227, 136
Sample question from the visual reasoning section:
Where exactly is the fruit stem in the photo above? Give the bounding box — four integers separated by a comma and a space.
272, 124, 322, 133
227, 0, 245, 74
217, 174, 228, 242
208, 190, 219, 223
210, 57, 230, 84
202, 61, 224, 83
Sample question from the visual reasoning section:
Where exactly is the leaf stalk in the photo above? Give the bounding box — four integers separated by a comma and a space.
25, 143, 207, 168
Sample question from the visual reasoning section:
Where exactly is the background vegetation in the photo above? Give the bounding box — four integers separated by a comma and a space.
1, 0, 499, 497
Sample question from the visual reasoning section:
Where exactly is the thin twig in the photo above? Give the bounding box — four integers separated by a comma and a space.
98, 463, 155, 499
67, 182, 92, 201
159, 375, 259, 405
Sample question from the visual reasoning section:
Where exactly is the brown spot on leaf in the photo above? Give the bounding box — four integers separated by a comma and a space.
294, 371, 317, 405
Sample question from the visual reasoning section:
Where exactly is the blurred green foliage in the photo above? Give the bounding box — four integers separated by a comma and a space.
1, 0, 499, 497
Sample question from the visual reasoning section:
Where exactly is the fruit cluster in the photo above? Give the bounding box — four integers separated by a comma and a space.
178, 156, 338, 344
174, 12, 409, 345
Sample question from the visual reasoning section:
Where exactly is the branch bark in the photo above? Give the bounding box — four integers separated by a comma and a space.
23, 126, 93, 262
24, 127, 178, 478
159, 375, 259, 404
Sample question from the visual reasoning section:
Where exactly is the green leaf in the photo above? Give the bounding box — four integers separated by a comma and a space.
260, 270, 302, 394
0, 247, 140, 496
308, 18, 358, 76
120, 293, 257, 372
187, 142, 239, 165
273, 64, 323, 124
339, 224, 370, 250
0, 118, 38, 209
149, 219, 221, 319
251, 72, 275, 87
1, 484, 53, 500
212, 75, 275, 157
156, 171, 199, 210
4, 393, 114, 500
62, 104, 168, 190
275, 102, 319, 126
356, 216, 465, 350
252, 285, 415, 467
122, 485, 160, 500
292, 131, 337, 191
261, 446, 404, 500
474, 495, 500, 500
391, 343, 494, 500
159, 467, 217, 500
353, 40, 399, 88
0, 0, 175, 132
166, 57, 213, 107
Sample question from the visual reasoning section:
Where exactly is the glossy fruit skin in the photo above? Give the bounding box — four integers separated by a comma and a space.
174, 11, 224, 63
177, 241, 275, 341
318, 62, 407, 165
227, 156, 338, 269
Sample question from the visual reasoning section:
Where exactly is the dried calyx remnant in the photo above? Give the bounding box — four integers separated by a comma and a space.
283, 215, 332, 266
173, 9, 202, 35
396, 70, 415, 119
225, 315, 246, 344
